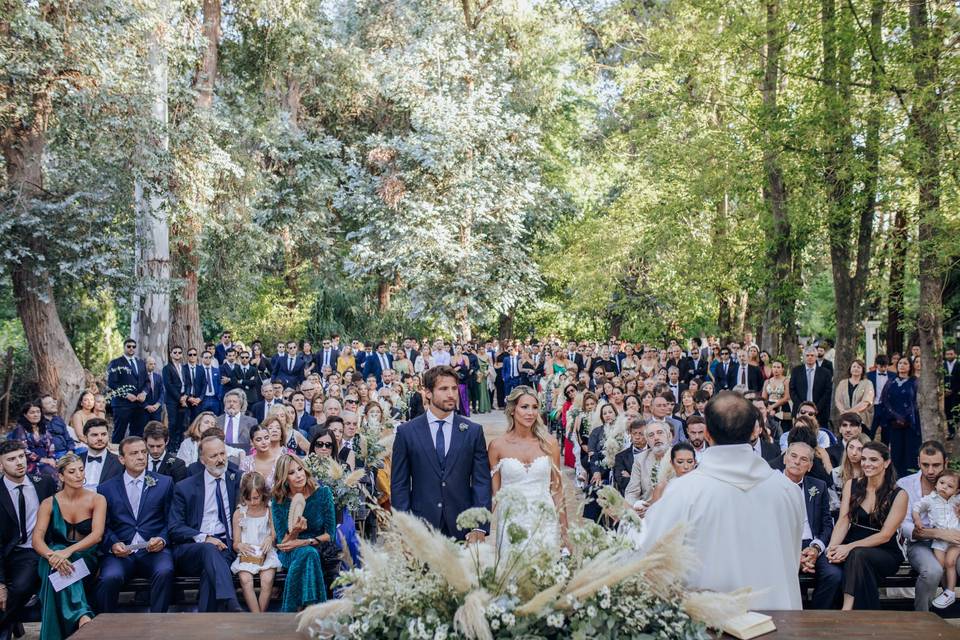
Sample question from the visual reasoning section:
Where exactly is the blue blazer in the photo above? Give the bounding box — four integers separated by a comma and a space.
390, 413, 492, 540
98, 471, 173, 549
198, 365, 222, 399
294, 413, 317, 439
162, 363, 185, 404
168, 468, 240, 544
180, 363, 206, 399
145, 372, 165, 406
107, 356, 148, 407
802, 475, 833, 549
501, 356, 521, 382
275, 355, 305, 389
362, 353, 394, 386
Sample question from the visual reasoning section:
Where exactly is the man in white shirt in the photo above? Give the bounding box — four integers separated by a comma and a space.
431, 340, 451, 367
79, 419, 123, 489
0, 442, 57, 640
685, 417, 709, 459
638, 392, 804, 610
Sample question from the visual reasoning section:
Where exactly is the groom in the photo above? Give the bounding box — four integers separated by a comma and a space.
392, 365, 492, 541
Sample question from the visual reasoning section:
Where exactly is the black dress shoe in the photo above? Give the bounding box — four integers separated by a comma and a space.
12, 623, 23, 639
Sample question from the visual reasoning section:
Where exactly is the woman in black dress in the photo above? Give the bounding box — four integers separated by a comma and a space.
826, 442, 908, 609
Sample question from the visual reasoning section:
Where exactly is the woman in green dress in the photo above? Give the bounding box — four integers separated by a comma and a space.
271, 454, 337, 612
32, 453, 106, 640
476, 351, 492, 414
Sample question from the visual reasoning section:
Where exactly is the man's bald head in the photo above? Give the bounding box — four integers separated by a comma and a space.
704, 391, 758, 445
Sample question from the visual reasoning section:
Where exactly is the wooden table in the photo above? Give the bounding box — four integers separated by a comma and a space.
72, 610, 960, 640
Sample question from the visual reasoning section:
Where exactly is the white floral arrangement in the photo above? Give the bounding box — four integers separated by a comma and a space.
298, 498, 752, 640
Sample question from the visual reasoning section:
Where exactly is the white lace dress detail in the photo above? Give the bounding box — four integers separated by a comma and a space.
493, 456, 559, 558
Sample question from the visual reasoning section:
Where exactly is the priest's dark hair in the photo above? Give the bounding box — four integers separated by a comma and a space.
704, 391, 757, 445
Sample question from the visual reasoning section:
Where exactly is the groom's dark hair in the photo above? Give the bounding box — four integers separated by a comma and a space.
423, 365, 458, 391
704, 391, 757, 445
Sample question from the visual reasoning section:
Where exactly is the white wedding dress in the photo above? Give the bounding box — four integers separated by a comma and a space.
493, 456, 559, 558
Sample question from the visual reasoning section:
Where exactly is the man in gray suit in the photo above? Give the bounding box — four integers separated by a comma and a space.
216, 390, 257, 448
624, 420, 674, 515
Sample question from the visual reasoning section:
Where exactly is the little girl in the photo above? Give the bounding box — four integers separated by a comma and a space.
231, 472, 282, 612
913, 469, 960, 609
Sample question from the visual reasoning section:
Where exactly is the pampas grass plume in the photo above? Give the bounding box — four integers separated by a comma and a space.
454, 589, 494, 640
390, 511, 476, 593
681, 588, 753, 630
297, 599, 354, 636
343, 469, 366, 488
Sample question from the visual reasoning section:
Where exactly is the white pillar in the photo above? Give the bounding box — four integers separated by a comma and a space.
863, 320, 881, 367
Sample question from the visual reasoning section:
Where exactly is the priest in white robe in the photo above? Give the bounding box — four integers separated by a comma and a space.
638, 392, 804, 610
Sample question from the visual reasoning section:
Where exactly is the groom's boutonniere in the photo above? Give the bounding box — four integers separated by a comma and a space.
807, 486, 819, 499
144, 475, 157, 488
459, 423, 468, 432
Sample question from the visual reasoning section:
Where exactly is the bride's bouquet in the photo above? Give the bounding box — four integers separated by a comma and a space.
298, 498, 753, 640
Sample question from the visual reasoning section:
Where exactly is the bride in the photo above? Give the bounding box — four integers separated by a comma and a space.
488, 386, 569, 556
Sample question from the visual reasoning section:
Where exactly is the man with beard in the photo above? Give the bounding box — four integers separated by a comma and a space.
685, 416, 708, 459
624, 420, 674, 515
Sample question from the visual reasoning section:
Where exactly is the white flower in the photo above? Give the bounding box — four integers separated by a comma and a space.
587, 605, 597, 618
502, 613, 515, 626
547, 613, 565, 628
490, 619, 501, 631
506, 583, 518, 596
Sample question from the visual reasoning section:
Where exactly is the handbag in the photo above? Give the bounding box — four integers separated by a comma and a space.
890, 418, 910, 430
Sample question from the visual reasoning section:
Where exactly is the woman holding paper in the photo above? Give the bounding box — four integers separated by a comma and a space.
32, 453, 106, 640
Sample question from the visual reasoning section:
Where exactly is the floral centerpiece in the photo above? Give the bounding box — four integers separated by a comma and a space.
298, 497, 752, 640
300, 453, 365, 513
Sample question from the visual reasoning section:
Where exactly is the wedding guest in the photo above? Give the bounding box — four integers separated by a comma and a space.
0, 442, 57, 640
233, 351, 262, 408
826, 442, 908, 610
142, 357, 165, 424
829, 434, 870, 515
624, 420, 674, 513
231, 472, 281, 613
762, 360, 791, 435
882, 357, 920, 477
107, 339, 148, 443
161, 346, 187, 450
834, 360, 875, 429
95, 437, 174, 614
249, 382, 281, 423
826, 413, 865, 468
68, 391, 98, 445
168, 436, 242, 612
176, 411, 218, 465
290, 391, 317, 439
613, 420, 646, 496
78, 419, 123, 489
216, 390, 256, 448
6, 403, 57, 479
912, 469, 960, 608
143, 422, 188, 483
649, 442, 697, 504
32, 453, 106, 638
240, 422, 284, 492
585, 403, 619, 522
685, 416, 708, 459
789, 347, 833, 428
271, 454, 337, 611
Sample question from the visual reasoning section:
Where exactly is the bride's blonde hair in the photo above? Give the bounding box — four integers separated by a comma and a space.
504, 386, 553, 455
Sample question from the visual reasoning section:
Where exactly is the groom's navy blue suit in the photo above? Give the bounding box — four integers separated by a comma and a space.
391, 412, 492, 540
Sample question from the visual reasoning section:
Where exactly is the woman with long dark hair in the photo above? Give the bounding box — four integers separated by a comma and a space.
826, 442, 908, 609
881, 357, 920, 477
7, 402, 57, 478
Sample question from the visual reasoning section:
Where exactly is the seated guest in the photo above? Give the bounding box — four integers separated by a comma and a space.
898, 441, 960, 611
827, 413, 866, 469
240, 422, 284, 492
249, 382, 281, 423
649, 441, 698, 504
216, 390, 256, 448
168, 436, 242, 612
826, 442, 908, 609
68, 391, 98, 445
290, 391, 317, 439
778, 404, 831, 452
32, 453, 106, 637
685, 416, 709, 459
271, 454, 337, 611
38, 395, 75, 459
624, 420, 674, 516
95, 437, 175, 613
613, 420, 646, 496
185, 429, 242, 477
829, 434, 870, 515
230, 472, 281, 613
750, 416, 781, 462
177, 411, 218, 465
143, 421, 188, 483
0, 442, 57, 640
6, 402, 57, 480
79, 419, 124, 489
770, 422, 833, 488
780, 442, 842, 609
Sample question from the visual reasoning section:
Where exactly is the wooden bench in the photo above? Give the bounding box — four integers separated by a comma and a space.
799, 562, 929, 611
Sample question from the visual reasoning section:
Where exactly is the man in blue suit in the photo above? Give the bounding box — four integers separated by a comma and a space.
782, 442, 841, 609
362, 342, 393, 387
107, 338, 149, 444
197, 350, 222, 415
162, 346, 188, 449
275, 341, 305, 389
291, 391, 317, 439
213, 331, 233, 367
181, 348, 206, 421
143, 356, 165, 424
867, 354, 896, 440
391, 366, 491, 541
501, 345, 521, 397
95, 436, 175, 613
168, 436, 241, 612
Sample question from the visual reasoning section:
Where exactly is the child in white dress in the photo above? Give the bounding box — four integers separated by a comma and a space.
913, 470, 960, 608
231, 472, 282, 612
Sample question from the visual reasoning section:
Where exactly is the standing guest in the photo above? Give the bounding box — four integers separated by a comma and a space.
451, 346, 472, 416
168, 436, 242, 612
37, 396, 74, 459
143, 357, 165, 424
834, 360, 875, 429
249, 342, 271, 380
638, 392, 804, 609
32, 453, 106, 639
502, 346, 522, 397
231, 472, 280, 613
944, 347, 960, 440
198, 350, 223, 416
68, 391, 98, 445
613, 420, 645, 496
317, 338, 339, 373
300, 341, 316, 378
336, 346, 356, 375
585, 403, 620, 521
162, 346, 188, 450
789, 347, 833, 428
232, 352, 262, 409
882, 357, 920, 478
0, 442, 57, 640
78, 419, 123, 490
6, 403, 57, 479
710, 348, 736, 391
270, 342, 287, 376
362, 342, 393, 388
867, 355, 895, 441
217, 390, 256, 448
780, 442, 842, 609
182, 348, 204, 420
107, 339, 148, 443
214, 331, 234, 366
414, 346, 432, 375
271, 455, 337, 610
143, 422, 188, 483
95, 437, 174, 614
826, 442, 908, 610
682, 344, 709, 384
276, 342, 305, 389
624, 420, 674, 514
898, 441, 960, 611
912, 469, 960, 608
249, 382, 281, 423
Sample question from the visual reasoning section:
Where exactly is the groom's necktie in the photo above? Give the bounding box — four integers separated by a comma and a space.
435, 421, 446, 469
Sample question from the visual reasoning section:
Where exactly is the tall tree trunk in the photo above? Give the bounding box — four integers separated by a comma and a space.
377, 279, 391, 313
2, 101, 85, 412
497, 312, 514, 343
133, 0, 171, 364
822, 0, 883, 419
885, 210, 908, 355
760, 0, 800, 365
170, 0, 220, 353
908, 0, 946, 440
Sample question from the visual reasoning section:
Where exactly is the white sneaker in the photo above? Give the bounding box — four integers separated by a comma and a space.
932, 591, 955, 609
